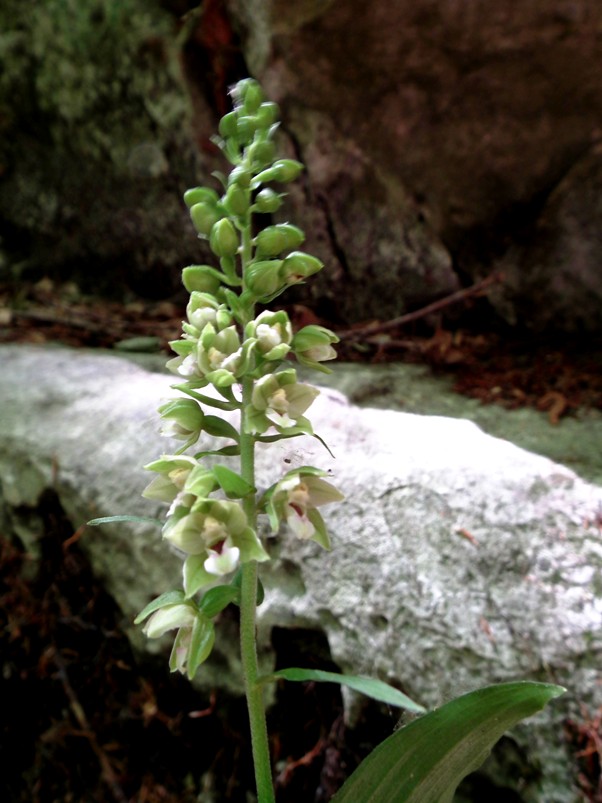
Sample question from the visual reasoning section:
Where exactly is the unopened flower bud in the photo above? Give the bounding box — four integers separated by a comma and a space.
248, 140, 276, 171
245, 259, 284, 297
231, 78, 259, 108
183, 187, 219, 209
182, 266, 221, 295
255, 224, 305, 257
280, 251, 323, 283
229, 165, 251, 188
218, 110, 239, 139
255, 102, 279, 129
236, 115, 257, 143
252, 159, 304, 186
209, 218, 239, 258
242, 81, 265, 114
253, 188, 283, 214
223, 183, 249, 217
190, 201, 221, 238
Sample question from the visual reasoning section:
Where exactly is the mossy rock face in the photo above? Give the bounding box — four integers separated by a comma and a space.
0, 0, 213, 296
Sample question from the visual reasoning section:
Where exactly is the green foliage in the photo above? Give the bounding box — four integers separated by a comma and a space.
331, 682, 565, 802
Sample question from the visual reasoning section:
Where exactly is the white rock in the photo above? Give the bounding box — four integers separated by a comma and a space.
1, 345, 601, 800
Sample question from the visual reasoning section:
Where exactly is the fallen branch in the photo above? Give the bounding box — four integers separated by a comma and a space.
338, 271, 503, 341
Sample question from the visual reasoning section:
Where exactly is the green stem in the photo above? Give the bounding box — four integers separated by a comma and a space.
238, 201, 275, 801
239, 376, 274, 802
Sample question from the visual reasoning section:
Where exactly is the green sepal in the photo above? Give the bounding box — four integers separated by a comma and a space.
169, 338, 195, 357
198, 585, 241, 618
307, 508, 331, 549
236, 527, 270, 563
134, 589, 188, 625
183, 554, 215, 598
257, 668, 425, 713
212, 465, 256, 498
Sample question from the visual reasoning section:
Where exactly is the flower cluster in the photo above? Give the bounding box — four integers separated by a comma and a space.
135, 78, 343, 679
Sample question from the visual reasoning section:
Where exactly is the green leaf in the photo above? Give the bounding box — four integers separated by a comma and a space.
87, 515, 163, 527
199, 585, 240, 617
172, 384, 239, 411
194, 445, 241, 459
213, 465, 256, 498
183, 554, 215, 598
185, 616, 215, 680
202, 415, 240, 441
134, 590, 187, 624
331, 681, 565, 803
258, 668, 425, 713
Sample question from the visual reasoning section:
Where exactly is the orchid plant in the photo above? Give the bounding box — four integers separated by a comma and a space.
92, 79, 564, 801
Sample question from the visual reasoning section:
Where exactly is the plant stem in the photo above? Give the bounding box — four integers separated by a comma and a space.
238, 199, 274, 801
239, 376, 274, 802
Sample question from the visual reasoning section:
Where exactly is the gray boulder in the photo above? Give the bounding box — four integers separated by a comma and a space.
1, 344, 601, 800
228, 0, 602, 329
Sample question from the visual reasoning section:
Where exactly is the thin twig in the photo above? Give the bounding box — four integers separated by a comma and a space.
338, 271, 504, 341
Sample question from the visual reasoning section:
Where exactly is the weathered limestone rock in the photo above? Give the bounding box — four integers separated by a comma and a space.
1, 344, 601, 799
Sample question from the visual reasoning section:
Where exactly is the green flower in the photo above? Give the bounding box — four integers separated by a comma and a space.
142, 455, 203, 503
280, 251, 323, 284
141, 603, 215, 679
158, 399, 204, 444
185, 292, 232, 334
167, 325, 247, 387
143, 603, 196, 639
292, 325, 339, 373
164, 499, 268, 589
263, 468, 344, 547
246, 310, 293, 361
245, 369, 319, 435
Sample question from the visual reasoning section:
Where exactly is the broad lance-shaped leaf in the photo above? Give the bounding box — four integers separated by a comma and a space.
258, 668, 425, 714
212, 464, 256, 497
134, 590, 187, 624
331, 681, 565, 803
88, 515, 163, 527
